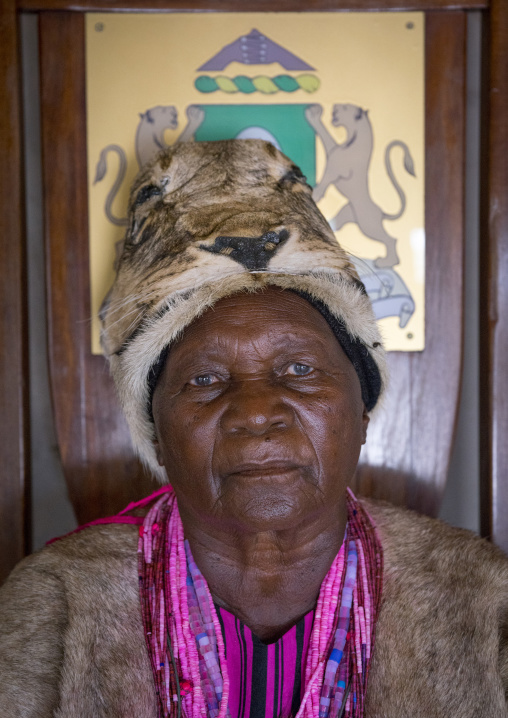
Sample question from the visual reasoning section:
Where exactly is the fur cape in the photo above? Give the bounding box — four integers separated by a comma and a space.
1, 499, 507, 718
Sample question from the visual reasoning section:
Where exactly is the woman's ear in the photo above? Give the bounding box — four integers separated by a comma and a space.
153, 439, 165, 467
361, 406, 370, 445
152, 426, 165, 467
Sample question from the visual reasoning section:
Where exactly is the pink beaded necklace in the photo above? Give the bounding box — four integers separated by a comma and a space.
138, 488, 383, 718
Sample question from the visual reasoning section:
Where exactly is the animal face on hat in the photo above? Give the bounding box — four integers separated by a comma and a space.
100, 139, 387, 480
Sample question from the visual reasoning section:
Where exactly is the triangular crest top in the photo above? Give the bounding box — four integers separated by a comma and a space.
197, 29, 315, 71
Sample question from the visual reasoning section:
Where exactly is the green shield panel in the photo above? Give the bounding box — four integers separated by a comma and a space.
194, 104, 316, 187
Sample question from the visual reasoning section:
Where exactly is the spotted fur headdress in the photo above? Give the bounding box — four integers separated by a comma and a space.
101, 139, 387, 481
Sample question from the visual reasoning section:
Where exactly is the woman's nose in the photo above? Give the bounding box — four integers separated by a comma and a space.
220, 380, 294, 435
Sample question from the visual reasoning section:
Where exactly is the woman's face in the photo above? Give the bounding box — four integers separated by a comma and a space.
152, 288, 369, 535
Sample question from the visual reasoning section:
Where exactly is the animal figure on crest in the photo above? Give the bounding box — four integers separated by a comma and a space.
94, 104, 205, 227
305, 103, 415, 268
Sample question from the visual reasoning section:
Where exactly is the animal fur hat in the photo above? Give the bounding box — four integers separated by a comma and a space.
101, 139, 388, 481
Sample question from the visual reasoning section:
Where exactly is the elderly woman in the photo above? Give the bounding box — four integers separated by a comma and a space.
1, 140, 508, 718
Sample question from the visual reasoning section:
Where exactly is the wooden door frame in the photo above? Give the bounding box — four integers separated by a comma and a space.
479, 0, 508, 548
0, 0, 30, 586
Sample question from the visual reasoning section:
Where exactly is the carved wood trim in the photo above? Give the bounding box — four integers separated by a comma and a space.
0, 0, 30, 584
480, 0, 508, 551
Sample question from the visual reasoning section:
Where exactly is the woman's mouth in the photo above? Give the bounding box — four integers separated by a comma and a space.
224, 461, 303, 480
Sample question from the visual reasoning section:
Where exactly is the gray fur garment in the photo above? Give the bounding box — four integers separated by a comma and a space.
1, 500, 507, 717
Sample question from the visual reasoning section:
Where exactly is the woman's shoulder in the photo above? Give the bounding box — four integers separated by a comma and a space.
361, 497, 508, 717
0, 522, 141, 637
0, 523, 155, 718
3, 521, 140, 590
361, 496, 508, 587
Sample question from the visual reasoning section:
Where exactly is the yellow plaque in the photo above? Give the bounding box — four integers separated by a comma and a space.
86, 12, 425, 353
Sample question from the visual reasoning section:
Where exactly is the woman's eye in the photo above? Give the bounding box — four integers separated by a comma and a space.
286, 363, 313, 376
189, 374, 219, 387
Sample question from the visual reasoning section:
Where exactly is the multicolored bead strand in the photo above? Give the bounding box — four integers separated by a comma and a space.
185, 540, 228, 717
138, 486, 383, 718
318, 537, 357, 718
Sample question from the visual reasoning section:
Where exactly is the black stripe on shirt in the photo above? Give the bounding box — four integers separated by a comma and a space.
290, 617, 305, 718
249, 635, 268, 718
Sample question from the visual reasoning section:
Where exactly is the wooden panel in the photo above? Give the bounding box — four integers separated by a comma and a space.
356, 12, 466, 517
0, 0, 30, 584
480, 0, 508, 551
18, 0, 488, 12
39, 12, 155, 525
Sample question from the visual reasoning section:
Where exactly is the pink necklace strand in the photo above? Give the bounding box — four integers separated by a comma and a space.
138, 488, 382, 718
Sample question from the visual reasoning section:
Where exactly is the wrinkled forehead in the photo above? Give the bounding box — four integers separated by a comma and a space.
169, 287, 339, 351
